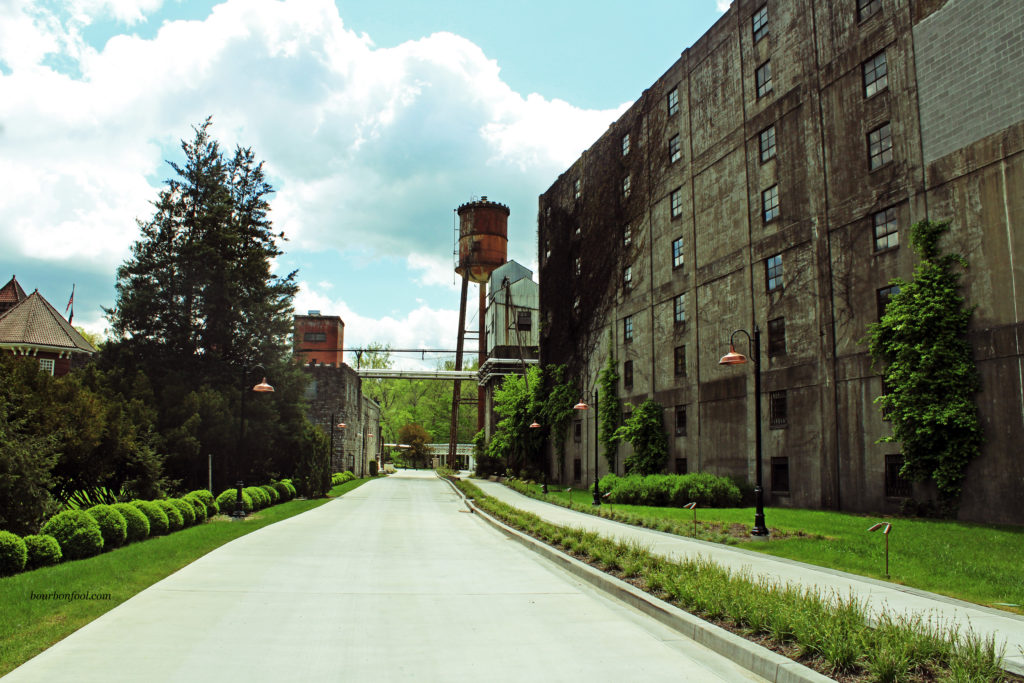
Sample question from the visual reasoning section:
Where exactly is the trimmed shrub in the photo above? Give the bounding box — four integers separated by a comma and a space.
187, 489, 219, 517
0, 530, 28, 576
244, 486, 268, 510
132, 500, 169, 536
369, 460, 379, 477
86, 504, 128, 549
260, 485, 279, 505
41, 510, 104, 560
113, 503, 149, 543
331, 471, 356, 486
24, 534, 62, 569
272, 480, 295, 502
156, 500, 183, 532
170, 498, 195, 527
598, 472, 742, 508
281, 479, 297, 499
183, 494, 208, 524
216, 488, 252, 515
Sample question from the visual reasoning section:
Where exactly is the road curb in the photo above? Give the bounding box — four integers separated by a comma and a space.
442, 477, 833, 683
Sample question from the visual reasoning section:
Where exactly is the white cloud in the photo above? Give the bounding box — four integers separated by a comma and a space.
716, 0, 731, 11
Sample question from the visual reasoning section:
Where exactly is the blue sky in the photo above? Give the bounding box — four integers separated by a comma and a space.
0, 0, 726, 366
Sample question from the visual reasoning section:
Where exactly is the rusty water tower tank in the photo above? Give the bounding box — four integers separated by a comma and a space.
455, 196, 509, 283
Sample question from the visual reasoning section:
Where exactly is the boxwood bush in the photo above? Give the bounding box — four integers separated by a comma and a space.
272, 481, 294, 502
244, 486, 268, 510
156, 500, 184, 532
168, 498, 195, 527
41, 510, 104, 560
187, 489, 219, 517
86, 504, 128, 549
112, 502, 149, 543
216, 488, 252, 515
0, 530, 28, 576
280, 479, 297, 499
23, 534, 62, 569
132, 500, 169, 536
598, 472, 742, 508
183, 494, 207, 524
261, 484, 279, 505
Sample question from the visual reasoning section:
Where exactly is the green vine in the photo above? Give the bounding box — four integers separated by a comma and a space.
866, 220, 982, 509
538, 364, 576, 475
598, 332, 620, 471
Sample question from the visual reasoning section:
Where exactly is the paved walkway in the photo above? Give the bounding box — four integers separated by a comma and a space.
4, 471, 766, 682
471, 479, 1024, 675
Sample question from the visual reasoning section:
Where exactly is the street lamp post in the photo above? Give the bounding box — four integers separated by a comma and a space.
573, 389, 601, 506
236, 365, 274, 518
719, 328, 769, 537
330, 416, 347, 485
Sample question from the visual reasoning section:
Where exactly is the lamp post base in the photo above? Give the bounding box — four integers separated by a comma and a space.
232, 479, 247, 518
751, 486, 769, 536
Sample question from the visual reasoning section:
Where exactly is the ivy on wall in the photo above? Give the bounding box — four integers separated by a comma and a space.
597, 337, 620, 471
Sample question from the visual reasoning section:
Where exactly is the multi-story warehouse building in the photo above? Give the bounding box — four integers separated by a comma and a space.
537, 0, 1024, 524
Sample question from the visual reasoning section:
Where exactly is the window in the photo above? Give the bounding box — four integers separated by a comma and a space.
573, 458, 582, 481
622, 175, 632, 198
675, 405, 687, 436
756, 61, 773, 98
623, 224, 631, 246
863, 51, 888, 98
516, 310, 531, 331
873, 207, 899, 251
759, 125, 776, 162
885, 454, 912, 497
752, 5, 769, 43
39, 358, 55, 376
675, 457, 688, 474
573, 296, 580, 313
858, 0, 882, 21
771, 457, 790, 493
767, 317, 786, 357
624, 360, 634, 389
623, 265, 633, 290
623, 315, 634, 343
674, 345, 686, 376
667, 87, 679, 116
762, 184, 780, 222
673, 293, 686, 325
574, 256, 581, 276
769, 390, 788, 427
575, 223, 581, 236
622, 133, 631, 156
766, 253, 783, 292
574, 420, 582, 442
303, 332, 327, 342
573, 178, 581, 199
868, 122, 893, 170
669, 134, 681, 163
877, 284, 900, 320
670, 187, 683, 218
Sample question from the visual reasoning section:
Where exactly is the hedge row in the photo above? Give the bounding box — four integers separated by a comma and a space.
331, 471, 356, 487
0, 481, 295, 577
598, 473, 742, 508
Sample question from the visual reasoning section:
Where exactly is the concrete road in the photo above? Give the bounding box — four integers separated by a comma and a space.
4, 471, 765, 682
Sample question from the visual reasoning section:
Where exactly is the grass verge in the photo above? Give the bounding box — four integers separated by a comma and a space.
507, 480, 1024, 614
0, 477, 371, 676
455, 479, 1017, 682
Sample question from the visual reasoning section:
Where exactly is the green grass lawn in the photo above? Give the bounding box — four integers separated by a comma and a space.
0, 478, 371, 676
520, 483, 1024, 614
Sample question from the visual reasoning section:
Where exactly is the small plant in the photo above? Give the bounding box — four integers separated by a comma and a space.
156, 500, 183, 532
40, 510, 104, 560
23, 534, 62, 569
0, 530, 28, 576
113, 502, 150, 542
86, 504, 128, 549
169, 498, 196, 527
131, 500, 169, 536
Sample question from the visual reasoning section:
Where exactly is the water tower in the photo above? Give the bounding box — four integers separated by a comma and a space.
448, 197, 509, 468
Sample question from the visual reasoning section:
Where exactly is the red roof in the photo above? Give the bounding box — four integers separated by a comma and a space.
0, 290, 95, 354
0, 275, 28, 305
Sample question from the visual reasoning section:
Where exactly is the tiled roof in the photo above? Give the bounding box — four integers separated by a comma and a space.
0, 291, 96, 354
0, 275, 28, 305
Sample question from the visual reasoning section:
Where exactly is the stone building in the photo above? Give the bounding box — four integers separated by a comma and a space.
537, 0, 1024, 524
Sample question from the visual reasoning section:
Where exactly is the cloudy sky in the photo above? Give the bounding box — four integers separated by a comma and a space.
0, 0, 726, 366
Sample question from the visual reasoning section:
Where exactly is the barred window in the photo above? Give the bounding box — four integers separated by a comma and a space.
885, 454, 911, 497
762, 184, 780, 222
769, 390, 788, 427
622, 174, 632, 198
767, 317, 786, 357
674, 345, 686, 376
674, 293, 686, 325
622, 133, 631, 156
623, 360, 634, 389
670, 187, 683, 218
623, 265, 632, 290
863, 51, 888, 98
756, 61, 773, 98
669, 134, 681, 163
574, 257, 581, 276
766, 253, 783, 292
672, 237, 685, 269
573, 178, 581, 199
760, 125, 776, 162
675, 405, 687, 437
667, 87, 680, 116
752, 5, 769, 43
623, 224, 631, 246
623, 315, 634, 343
873, 207, 899, 251
868, 122, 893, 170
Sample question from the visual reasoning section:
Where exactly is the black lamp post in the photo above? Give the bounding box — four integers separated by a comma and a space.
236, 365, 274, 518
573, 389, 601, 506
719, 328, 769, 537
330, 416, 347, 484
